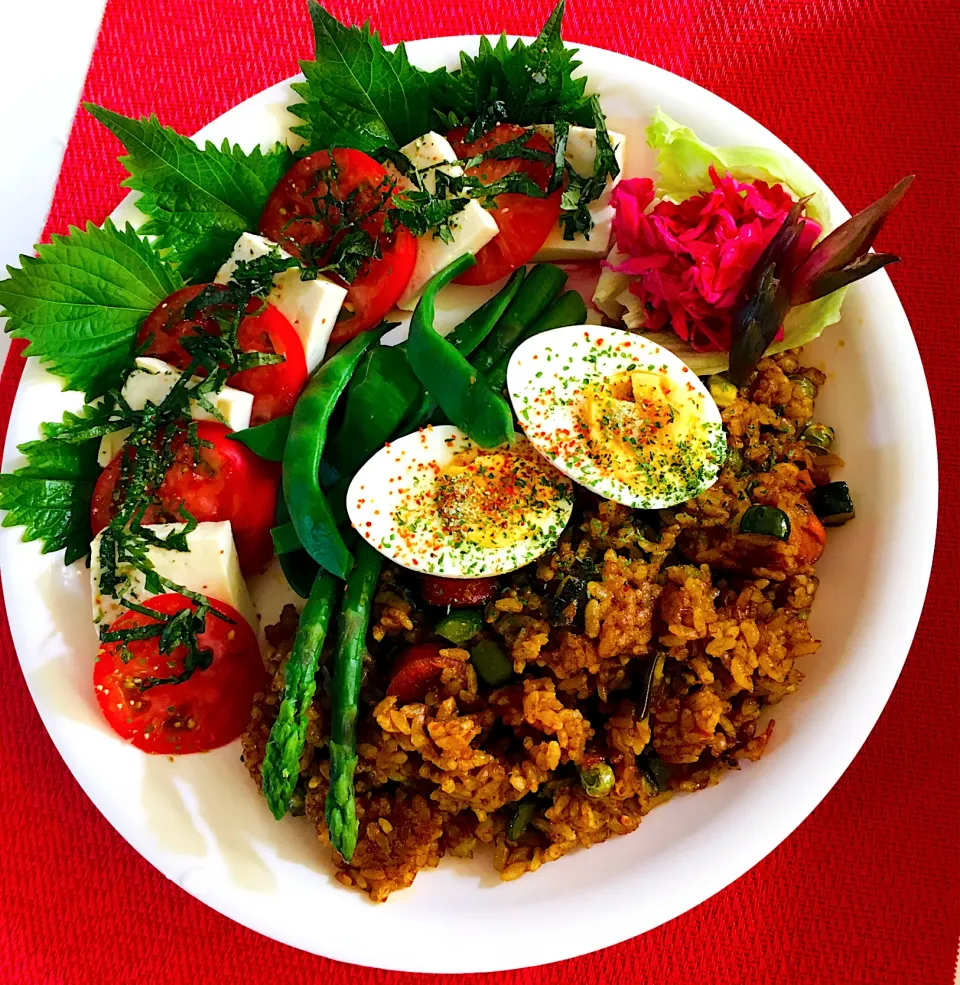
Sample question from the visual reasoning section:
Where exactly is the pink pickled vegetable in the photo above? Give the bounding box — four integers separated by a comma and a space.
608, 167, 820, 352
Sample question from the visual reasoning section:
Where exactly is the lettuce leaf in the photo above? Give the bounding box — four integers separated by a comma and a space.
647, 109, 830, 229
635, 109, 844, 374
642, 291, 847, 376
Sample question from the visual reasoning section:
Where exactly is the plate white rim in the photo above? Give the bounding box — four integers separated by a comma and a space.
0, 36, 938, 973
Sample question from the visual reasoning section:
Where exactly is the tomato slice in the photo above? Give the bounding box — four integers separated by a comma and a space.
138, 284, 220, 366
137, 284, 308, 425
421, 576, 500, 608
259, 148, 417, 343
93, 593, 265, 754
229, 303, 308, 424
387, 643, 472, 705
90, 421, 279, 574
446, 124, 561, 286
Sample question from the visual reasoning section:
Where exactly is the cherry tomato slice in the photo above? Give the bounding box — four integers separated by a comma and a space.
447, 124, 561, 286
421, 575, 500, 609
138, 284, 220, 367
387, 643, 472, 705
90, 421, 279, 574
137, 285, 308, 425
229, 303, 308, 424
93, 593, 266, 754
259, 148, 417, 342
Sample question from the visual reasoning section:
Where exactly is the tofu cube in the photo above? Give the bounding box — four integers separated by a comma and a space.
531, 125, 627, 261
392, 131, 501, 310
398, 200, 500, 310
90, 520, 258, 632
97, 358, 254, 467
216, 232, 347, 373
397, 131, 464, 195
534, 204, 616, 262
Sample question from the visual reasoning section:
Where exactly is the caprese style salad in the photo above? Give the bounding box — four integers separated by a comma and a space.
0, 1, 907, 871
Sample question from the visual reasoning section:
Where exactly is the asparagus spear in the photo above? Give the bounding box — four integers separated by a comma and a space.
262, 570, 339, 819
325, 539, 383, 861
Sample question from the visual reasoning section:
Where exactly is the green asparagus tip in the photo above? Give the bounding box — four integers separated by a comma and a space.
327, 802, 358, 862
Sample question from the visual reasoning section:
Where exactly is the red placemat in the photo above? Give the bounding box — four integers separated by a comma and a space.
1, 2, 958, 983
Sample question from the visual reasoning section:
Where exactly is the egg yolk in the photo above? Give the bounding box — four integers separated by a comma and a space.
432, 446, 566, 549
580, 369, 679, 472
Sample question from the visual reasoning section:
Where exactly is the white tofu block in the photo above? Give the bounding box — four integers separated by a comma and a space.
97, 359, 253, 466
531, 125, 627, 261
97, 358, 254, 467
216, 232, 347, 373
215, 231, 282, 284
398, 200, 500, 310
398, 131, 463, 195
532, 125, 627, 208
90, 521, 257, 632
98, 429, 130, 468
533, 204, 615, 261
267, 268, 346, 373
122, 357, 253, 427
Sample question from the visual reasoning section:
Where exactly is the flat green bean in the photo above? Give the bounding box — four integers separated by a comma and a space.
283, 328, 382, 579
376, 272, 531, 437
407, 255, 513, 448
469, 264, 568, 377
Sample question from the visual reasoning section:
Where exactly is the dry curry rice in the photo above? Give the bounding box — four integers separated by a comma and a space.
242, 350, 838, 900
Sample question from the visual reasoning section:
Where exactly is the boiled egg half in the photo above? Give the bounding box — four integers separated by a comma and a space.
507, 326, 726, 509
346, 425, 574, 577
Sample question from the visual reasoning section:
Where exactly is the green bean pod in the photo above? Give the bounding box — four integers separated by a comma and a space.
272, 495, 318, 599
262, 570, 339, 819
325, 344, 422, 477
325, 538, 383, 861
382, 271, 531, 437
469, 264, 568, 377
445, 267, 526, 357
407, 254, 513, 449
228, 415, 291, 461
485, 290, 588, 392
283, 328, 381, 579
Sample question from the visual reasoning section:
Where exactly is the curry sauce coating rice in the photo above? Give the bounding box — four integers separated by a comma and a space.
242, 351, 833, 900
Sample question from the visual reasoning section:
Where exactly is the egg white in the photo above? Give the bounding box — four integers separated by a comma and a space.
346, 425, 574, 578
507, 325, 726, 509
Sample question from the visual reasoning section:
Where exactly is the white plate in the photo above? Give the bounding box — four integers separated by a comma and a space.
0, 37, 937, 973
